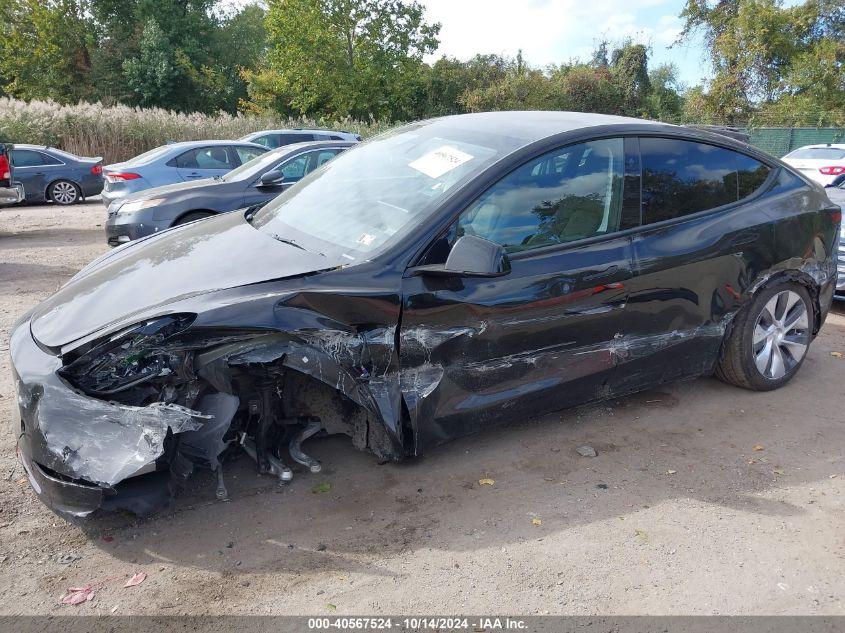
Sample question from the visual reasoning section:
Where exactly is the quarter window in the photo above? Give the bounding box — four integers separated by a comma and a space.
457, 138, 625, 253
640, 138, 770, 224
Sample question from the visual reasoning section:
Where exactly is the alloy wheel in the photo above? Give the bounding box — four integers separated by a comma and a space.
752, 290, 810, 380
52, 181, 78, 204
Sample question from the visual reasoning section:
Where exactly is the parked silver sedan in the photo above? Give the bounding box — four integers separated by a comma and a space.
101, 140, 268, 207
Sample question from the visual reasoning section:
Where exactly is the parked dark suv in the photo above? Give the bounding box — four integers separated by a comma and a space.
11, 112, 840, 518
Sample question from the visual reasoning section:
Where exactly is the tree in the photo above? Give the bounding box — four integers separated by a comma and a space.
248, 0, 440, 120
0, 0, 93, 102
679, 0, 845, 124
644, 63, 685, 122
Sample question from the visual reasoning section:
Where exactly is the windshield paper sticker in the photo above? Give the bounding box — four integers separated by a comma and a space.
409, 146, 474, 179
357, 233, 376, 246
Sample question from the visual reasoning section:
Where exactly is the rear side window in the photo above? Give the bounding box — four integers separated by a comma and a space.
171, 147, 234, 169
235, 146, 266, 164
457, 138, 625, 253
314, 149, 340, 167
640, 138, 770, 224
278, 133, 316, 146
252, 135, 276, 148
736, 153, 771, 199
11, 150, 44, 167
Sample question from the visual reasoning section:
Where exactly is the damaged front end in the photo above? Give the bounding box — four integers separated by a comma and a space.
11, 309, 402, 519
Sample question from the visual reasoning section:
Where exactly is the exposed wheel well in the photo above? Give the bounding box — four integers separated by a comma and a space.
172, 209, 217, 226
749, 270, 822, 334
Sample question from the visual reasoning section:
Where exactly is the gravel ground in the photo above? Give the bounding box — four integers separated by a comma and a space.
1, 199, 844, 616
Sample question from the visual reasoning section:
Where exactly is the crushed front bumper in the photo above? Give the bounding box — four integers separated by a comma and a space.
10, 320, 200, 518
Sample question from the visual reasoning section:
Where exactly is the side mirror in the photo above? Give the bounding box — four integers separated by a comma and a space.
259, 170, 285, 186
411, 235, 510, 278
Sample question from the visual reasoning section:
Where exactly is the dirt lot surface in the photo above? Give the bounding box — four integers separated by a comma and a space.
1, 199, 844, 616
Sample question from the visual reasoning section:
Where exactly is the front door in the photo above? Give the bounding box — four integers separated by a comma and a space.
398, 137, 637, 453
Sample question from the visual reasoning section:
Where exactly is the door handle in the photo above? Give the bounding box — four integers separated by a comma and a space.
583, 265, 619, 281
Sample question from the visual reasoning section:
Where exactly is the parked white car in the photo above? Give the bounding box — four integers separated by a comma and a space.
782, 144, 845, 186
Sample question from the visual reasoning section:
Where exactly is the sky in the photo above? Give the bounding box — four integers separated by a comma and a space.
421, 0, 707, 87
230, 0, 809, 89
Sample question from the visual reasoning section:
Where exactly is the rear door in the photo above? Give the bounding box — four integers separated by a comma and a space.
618, 136, 775, 393
399, 137, 637, 453
172, 146, 236, 181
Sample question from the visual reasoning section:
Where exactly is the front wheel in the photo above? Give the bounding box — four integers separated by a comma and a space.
49, 180, 80, 205
716, 282, 813, 391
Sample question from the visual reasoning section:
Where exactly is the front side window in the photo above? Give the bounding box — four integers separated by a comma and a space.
279, 154, 309, 181
253, 135, 276, 148
456, 138, 625, 253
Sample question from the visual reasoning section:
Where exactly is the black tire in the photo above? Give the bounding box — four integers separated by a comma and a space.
716, 281, 813, 391
48, 180, 80, 205
174, 211, 214, 226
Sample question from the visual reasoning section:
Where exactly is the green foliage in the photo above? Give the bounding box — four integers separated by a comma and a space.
0, 0, 93, 102
0, 0, 267, 114
248, 0, 440, 121
680, 0, 845, 124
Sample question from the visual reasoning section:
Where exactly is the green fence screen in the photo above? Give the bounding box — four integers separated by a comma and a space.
744, 127, 845, 158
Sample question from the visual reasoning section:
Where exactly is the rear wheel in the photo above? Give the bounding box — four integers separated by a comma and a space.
49, 180, 80, 205
716, 282, 813, 391
175, 211, 214, 226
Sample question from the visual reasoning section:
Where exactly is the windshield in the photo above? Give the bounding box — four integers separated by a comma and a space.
223, 148, 287, 182
786, 147, 845, 160
252, 121, 524, 259
122, 145, 173, 166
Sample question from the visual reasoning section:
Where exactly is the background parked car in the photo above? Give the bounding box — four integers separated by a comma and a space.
782, 144, 845, 186
101, 140, 268, 207
239, 128, 361, 148
823, 178, 845, 300
9, 145, 103, 205
105, 140, 355, 245
0, 143, 24, 205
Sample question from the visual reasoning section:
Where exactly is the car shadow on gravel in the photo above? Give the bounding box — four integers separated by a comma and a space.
69, 323, 844, 582
0, 227, 102, 250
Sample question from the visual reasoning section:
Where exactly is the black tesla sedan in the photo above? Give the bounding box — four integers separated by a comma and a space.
105, 140, 356, 246
10, 112, 840, 518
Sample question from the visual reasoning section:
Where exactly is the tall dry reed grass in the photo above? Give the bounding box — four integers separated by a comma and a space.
0, 98, 393, 163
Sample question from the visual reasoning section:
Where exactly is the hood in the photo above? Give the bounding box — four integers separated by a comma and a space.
30, 211, 344, 349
